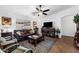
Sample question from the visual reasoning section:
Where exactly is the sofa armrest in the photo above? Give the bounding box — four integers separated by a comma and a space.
1, 39, 17, 46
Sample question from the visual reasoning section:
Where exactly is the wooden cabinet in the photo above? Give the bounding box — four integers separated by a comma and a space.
41, 27, 55, 37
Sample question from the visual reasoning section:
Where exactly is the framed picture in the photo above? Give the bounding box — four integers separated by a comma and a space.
2, 16, 12, 25
16, 21, 30, 26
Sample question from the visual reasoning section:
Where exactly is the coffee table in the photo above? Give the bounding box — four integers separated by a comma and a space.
28, 35, 44, 46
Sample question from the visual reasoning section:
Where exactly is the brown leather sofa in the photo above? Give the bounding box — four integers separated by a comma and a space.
14, 29, 34, 41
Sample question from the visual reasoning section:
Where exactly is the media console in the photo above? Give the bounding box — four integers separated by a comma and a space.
41, 27, 55, 37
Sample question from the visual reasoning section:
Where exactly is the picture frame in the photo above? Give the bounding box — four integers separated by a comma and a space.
2, 16, 12, 25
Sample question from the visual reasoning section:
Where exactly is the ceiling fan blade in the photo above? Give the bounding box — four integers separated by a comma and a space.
39, 5, 42, 10
36, 8, 39, 11
43, 9, 50, 12
43, 13, 47, 15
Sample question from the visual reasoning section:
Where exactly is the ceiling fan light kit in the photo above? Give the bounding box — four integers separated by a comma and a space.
38, 11, 43, 16
33, 5, 50, 16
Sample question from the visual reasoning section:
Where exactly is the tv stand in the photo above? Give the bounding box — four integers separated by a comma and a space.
41, 27, 55, 37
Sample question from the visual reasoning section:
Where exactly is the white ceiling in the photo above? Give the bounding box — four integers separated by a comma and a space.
0, 5, 76, 19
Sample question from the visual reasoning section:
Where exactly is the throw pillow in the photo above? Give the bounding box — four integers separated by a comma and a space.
16, 31, 21, 36
0, 37, 6, 43
4, 36, 12, 41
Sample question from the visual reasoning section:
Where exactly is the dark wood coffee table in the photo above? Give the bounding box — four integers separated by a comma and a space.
28, 35, 44, 46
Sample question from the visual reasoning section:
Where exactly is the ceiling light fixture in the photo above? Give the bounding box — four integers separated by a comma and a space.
38, 11, 43, 16
33, 5, 50, 16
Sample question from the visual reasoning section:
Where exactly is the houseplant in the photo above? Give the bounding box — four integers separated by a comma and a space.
55, 28, 60, 38
73, 14, 79, 30
73, 14, 79, 24
73, 14, 79, 48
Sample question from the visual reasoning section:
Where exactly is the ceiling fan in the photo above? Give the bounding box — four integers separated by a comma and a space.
33, 5, 50, 16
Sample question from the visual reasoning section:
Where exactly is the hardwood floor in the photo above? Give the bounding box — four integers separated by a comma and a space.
50, 36, 79, 53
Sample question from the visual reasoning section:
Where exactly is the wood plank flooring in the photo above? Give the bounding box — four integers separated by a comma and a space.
50, 36, 79, 53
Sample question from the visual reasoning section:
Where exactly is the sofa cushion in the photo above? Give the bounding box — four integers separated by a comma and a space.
20, 32, 27, 36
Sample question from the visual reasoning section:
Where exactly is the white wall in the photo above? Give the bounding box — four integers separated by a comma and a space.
15, 18, 34, 30
61, 15, 76, 37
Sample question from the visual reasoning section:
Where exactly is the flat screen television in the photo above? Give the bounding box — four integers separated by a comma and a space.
43, 22, 52, 27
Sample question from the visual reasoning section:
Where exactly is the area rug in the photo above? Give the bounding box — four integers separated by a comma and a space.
19, 37, 57, 53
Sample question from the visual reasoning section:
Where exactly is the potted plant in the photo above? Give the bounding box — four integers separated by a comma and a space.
73, 14, 79, 29
55, 28, 60, 38
73, 14, 79, 23
73, 14, 79, 48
